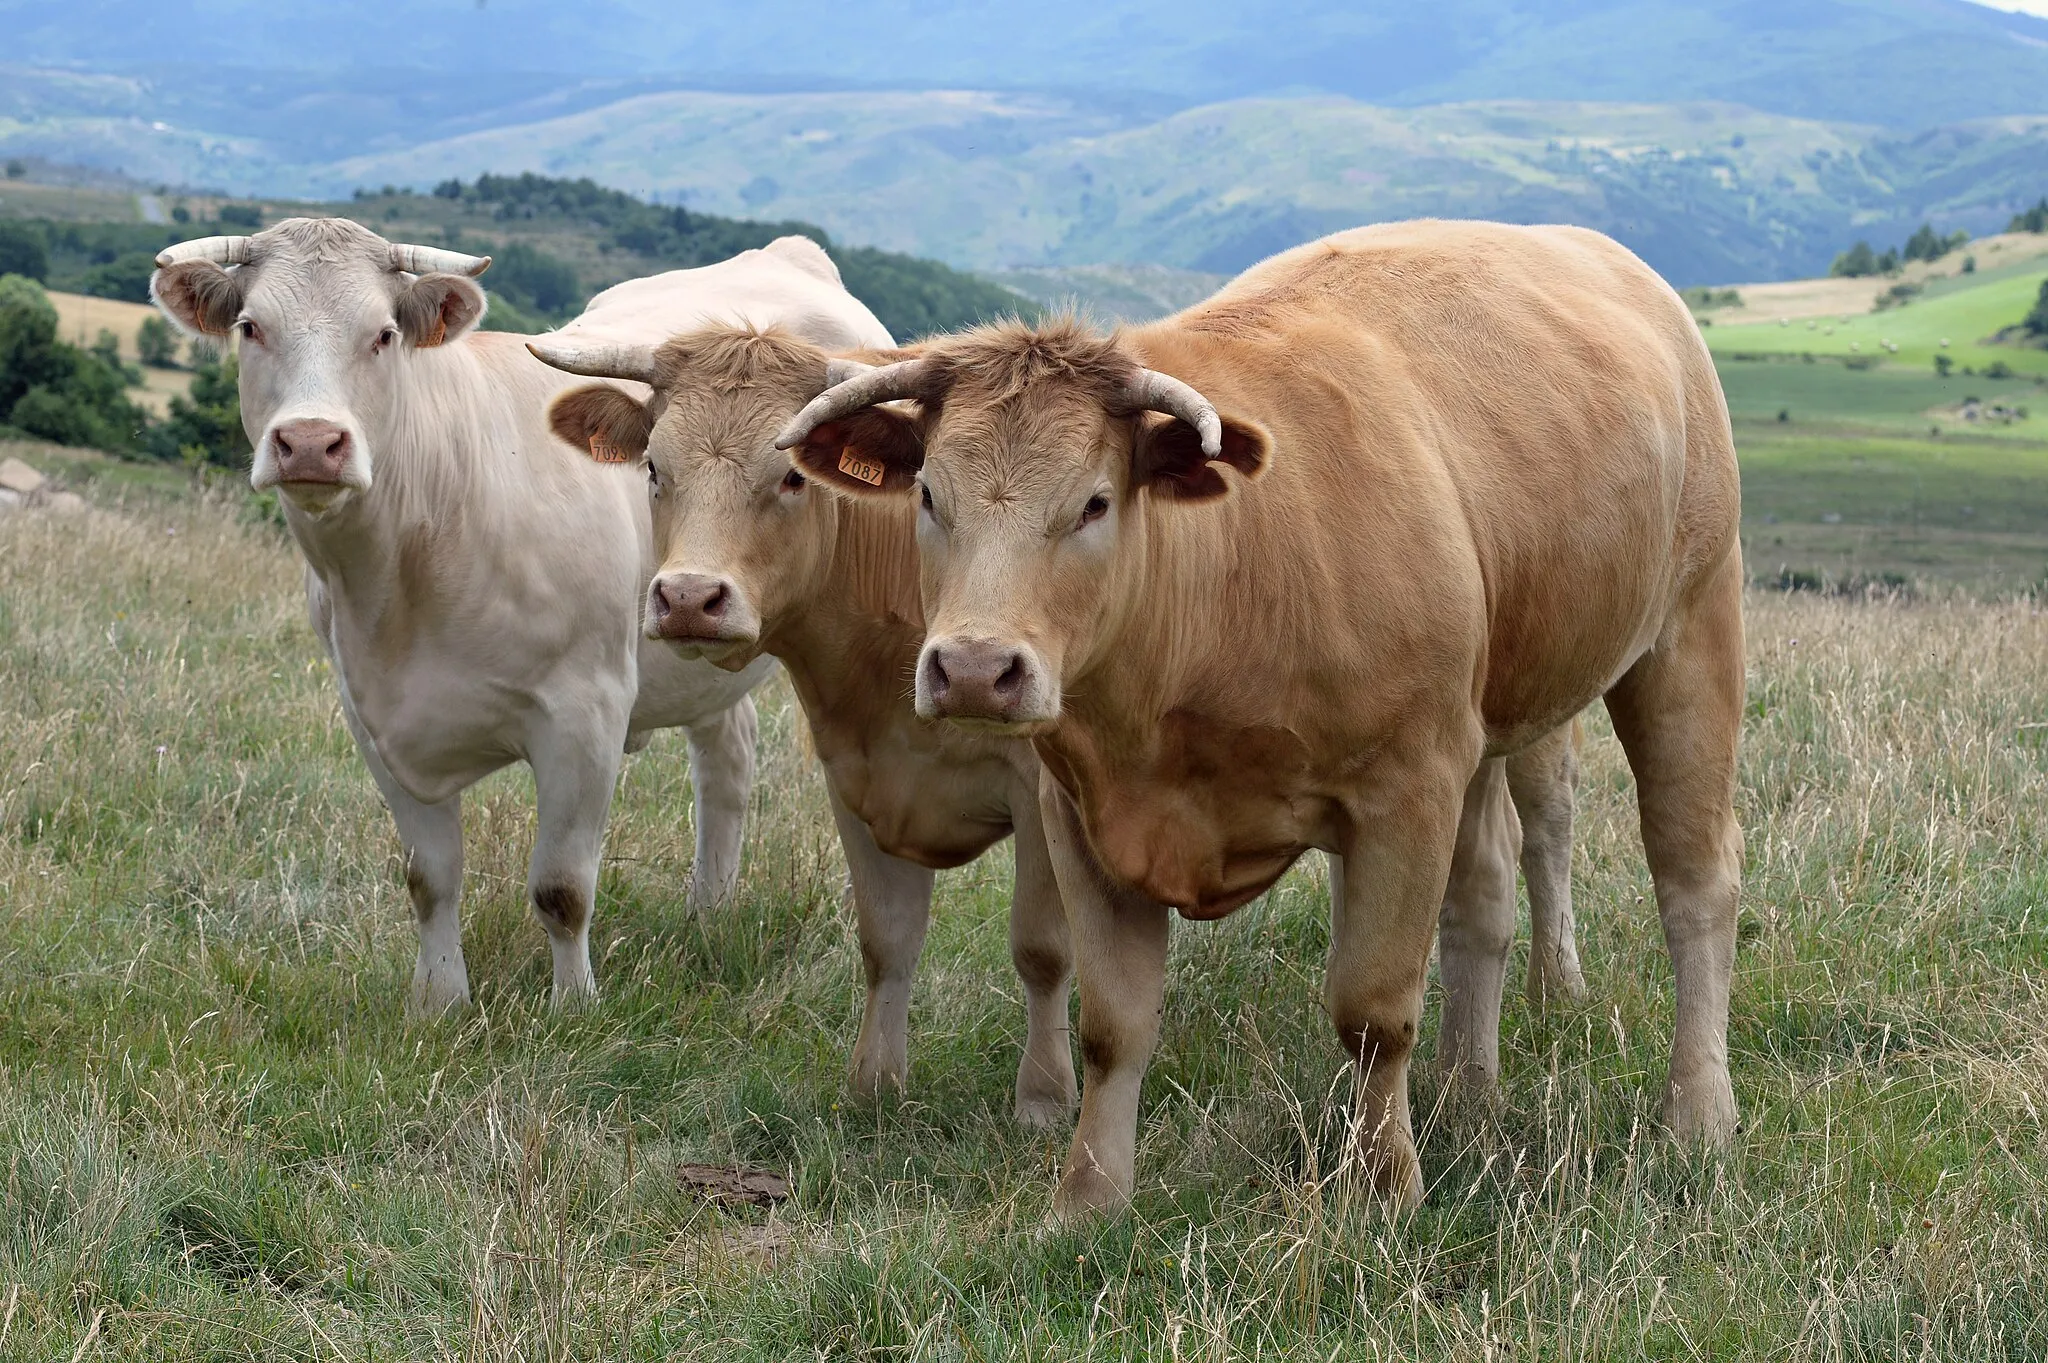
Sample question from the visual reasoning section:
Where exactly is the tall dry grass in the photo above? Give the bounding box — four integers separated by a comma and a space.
1, 480, 2045, 1358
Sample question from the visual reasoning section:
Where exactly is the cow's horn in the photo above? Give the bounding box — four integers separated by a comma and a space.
524, 338, 659, 384
154, 236, 252, 268
775, 358, 934, 450
388, 243, 492, 277
1119, 369, 1222, 457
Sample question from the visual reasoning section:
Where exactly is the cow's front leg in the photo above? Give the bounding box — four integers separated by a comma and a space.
336, 684, 470, 1016
1006, 777, 1076, 1128
685, 695, 759, 910
1041, 776, 1169, 1219
527, 723, 626, 1008
1330, 740, 1477, 1210
827, 787, 935, 1098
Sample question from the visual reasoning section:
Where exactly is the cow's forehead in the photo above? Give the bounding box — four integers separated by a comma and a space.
932, 387, 1114, 489
240, 220, 403, 313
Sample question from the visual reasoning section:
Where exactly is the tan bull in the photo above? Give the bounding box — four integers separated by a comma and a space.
776, 220, 1744, 1216
532, 319, 1594, 1129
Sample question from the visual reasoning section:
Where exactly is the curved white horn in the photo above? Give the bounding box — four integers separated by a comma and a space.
775, 358, 934, 450
524, 338, 659, 384
389, 243, 492, 277
1119, 368, 1222, 457
154, 236, 251, 269
824, 357, 875, 386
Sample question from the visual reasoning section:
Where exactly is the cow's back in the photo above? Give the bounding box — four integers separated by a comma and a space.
1144, 219, 1736, 749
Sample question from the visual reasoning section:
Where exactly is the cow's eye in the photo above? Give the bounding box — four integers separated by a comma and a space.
781, 468, 806, 493
373, 326, 398, 355
647, 463, 662, 496
919, 483, 934, 513
236, 319, 263, 345
1079, 494, 1111, 526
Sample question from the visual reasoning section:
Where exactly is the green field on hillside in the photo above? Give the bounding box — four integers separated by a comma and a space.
1708, 261, 2048, 379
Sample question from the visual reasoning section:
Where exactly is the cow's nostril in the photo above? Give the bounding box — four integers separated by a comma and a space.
651, 583, 675, 619
924, 650, 951, 698
700, 584, 727, 618
994, 654, 1025, 700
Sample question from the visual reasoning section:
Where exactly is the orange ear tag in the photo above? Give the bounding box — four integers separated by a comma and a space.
837, 448, 886, 486
589, 433, 629, 463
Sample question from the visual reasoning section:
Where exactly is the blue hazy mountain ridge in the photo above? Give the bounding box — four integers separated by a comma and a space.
8, 0, 2048, 127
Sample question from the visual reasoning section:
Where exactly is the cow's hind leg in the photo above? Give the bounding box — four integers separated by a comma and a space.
1042, 776, 1169, 1218
1509, 722, 1587, 1005
1603, 557, 1745, 1146
527, 726, 626, 1008
1007, 780, 1076, 1128
1434, 757, 1519, 1088
827, 787, 935, 1099
685, 695, 759, 909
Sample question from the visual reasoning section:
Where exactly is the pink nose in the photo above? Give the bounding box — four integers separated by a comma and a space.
649, 573, 734, 642
922, 638, 1034, 722
272, 420, 352, 483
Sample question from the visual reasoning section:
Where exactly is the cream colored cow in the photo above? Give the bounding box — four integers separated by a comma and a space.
778, 220, 1744, 1216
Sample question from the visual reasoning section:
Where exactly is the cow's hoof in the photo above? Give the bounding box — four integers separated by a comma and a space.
848, 1053, 908, 1103
1525, 962, 1588, 1007
407, 970, 470, 1020
1052, 1164, 1129, 1221
1356, 1131, 1425, 1212
548, 979, 599, 1012
1664, 1072, 1739, 1149
1013, 1087, 1075, 1131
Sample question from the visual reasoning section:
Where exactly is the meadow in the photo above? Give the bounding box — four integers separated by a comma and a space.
2, 421, 2047, 1359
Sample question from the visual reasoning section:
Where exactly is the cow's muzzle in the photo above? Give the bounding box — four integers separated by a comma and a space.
647, 572, 760, 657
270, 419, 355, 485
917, 636, 1058, 729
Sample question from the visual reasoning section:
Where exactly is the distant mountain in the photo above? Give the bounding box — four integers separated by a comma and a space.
7, 0, 2048, 126
308, 95, 2048, 285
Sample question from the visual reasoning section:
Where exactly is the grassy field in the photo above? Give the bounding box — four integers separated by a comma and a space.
2, 445, 2047, 1359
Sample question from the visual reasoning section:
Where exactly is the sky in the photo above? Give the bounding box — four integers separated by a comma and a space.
1964, 0, 2048, 14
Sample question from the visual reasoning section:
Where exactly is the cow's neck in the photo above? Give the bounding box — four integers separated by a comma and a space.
765, 493, 924, 750
284, 342, 507, 626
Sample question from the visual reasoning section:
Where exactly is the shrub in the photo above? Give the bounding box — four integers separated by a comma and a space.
2009, 198, 2048, 234
137, 314, 180, 368
488, 241, 582, 319
0, 272, 149, 451
143, 352, 248, 468
1935, 353, 1954, 377
0, 221, 48, 281
216, 203, 263, 229
3, 159, 23, 179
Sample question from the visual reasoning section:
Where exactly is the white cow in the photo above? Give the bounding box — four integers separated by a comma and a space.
150, 220, 879, 1012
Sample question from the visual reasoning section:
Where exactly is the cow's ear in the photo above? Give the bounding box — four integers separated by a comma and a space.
1131, 410, 1271, 501
396, 272, 487, 348
549, 384, 653, 464
151, 261, 244, 337
788, 406, 924, 496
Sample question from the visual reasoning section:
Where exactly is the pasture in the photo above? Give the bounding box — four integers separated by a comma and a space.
1, 442, 2046, 1359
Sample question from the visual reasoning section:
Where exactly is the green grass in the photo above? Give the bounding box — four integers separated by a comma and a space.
2, 447, 2047, 1357
1708, 264, 2048, 380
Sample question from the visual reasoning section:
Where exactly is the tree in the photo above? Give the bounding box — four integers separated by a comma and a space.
216, 203, 263, 229
1902, 223, 1968, 263
3, 159, 23, 180
77, 251, 158, 304
488, 241, 583, 318
2009, 198, 2048, 234
2025, 279, 2048, 340
136, 314, 180, 368
0, 221, 46, 281
1830, 241, 1877, 278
